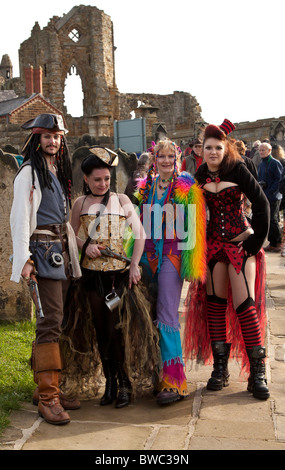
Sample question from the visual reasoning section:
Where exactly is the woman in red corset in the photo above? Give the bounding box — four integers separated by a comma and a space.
184, 119, 271, 400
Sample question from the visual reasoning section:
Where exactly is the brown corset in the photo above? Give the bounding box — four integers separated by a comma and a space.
80, 213, 127, 271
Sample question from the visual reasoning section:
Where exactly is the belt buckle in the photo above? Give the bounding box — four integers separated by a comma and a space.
52, 224, 60, 234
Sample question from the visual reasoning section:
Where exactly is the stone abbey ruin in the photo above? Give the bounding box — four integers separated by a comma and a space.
1, 4, 285, 153
1, 4, 285, 321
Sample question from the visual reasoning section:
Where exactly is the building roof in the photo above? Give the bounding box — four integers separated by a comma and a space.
0, 95, 30, 116
0, 93, 62, 118
0, 90, 18, 103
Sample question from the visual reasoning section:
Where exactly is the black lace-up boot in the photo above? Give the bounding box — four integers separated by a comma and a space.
100, 359, 117, 406
207, 341, 231, 390
247, 346, 270, 400
115, 362, 131, 408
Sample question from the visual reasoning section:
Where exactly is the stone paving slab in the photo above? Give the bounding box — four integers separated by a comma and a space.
188, 436, 285, 450
24, 421, 151, 451
0, 251, 285, 451
194, 385, 276, 443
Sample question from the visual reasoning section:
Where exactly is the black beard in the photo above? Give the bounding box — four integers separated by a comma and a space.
43, 148, 58, 157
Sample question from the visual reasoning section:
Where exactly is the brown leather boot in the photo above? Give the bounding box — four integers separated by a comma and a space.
32, 387, 81, 410
32, 341, 80, 410
35, 343, 70, 425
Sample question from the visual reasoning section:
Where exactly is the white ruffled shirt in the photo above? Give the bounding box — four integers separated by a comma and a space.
10, 165, 81, 283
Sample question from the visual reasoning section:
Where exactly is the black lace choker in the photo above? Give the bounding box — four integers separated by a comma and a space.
90, 190, 109, 197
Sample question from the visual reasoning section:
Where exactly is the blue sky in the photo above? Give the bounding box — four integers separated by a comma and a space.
1, 0, 284, 124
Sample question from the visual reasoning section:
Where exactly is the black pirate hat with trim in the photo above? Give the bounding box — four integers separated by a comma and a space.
21, 113, 68, 134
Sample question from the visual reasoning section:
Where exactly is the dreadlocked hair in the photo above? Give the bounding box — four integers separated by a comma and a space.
22, 133, 73, 208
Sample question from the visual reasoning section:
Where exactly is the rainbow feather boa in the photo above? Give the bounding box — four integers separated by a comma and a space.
124, 171, 207, 283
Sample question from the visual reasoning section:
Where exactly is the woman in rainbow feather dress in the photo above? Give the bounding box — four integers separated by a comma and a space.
130, 139, 207, 405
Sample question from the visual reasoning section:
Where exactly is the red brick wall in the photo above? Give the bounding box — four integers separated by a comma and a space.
10, 97, 62, 125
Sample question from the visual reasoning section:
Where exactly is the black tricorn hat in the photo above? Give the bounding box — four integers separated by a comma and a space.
21, 113, 68, 134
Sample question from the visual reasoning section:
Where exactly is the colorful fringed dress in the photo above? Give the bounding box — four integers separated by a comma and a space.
129, 171, 207, 396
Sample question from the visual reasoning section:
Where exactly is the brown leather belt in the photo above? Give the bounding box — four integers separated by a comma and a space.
34, 223, 67, 251
30, 234, 61, 241
36, 223, 67, 236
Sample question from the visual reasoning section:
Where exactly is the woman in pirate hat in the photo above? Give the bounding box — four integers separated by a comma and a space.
67, 147, 159, 408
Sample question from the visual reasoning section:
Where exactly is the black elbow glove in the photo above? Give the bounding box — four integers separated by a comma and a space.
242, 234, 264, 257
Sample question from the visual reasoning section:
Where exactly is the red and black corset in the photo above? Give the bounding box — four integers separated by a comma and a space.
204, 186, 250, 241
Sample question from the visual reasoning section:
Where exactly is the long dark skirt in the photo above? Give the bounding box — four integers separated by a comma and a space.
60, 267, 160, 399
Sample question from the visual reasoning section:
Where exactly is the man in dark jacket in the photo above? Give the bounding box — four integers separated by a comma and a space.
181, 138, 203, 175
258, 142, 283, 251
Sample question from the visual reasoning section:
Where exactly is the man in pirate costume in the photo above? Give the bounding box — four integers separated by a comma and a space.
10, 113, 81, 425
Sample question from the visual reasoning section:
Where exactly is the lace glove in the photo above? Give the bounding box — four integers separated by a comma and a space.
242, 235, 264, 257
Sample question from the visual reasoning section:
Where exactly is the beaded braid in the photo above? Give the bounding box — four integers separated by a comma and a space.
165, 164, 179, 205
139, 162, 155, 206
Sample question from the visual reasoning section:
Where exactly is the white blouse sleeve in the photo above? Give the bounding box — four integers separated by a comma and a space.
10, 165, 41, 283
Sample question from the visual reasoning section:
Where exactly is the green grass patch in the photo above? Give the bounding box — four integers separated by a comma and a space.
0, 321, 36, 435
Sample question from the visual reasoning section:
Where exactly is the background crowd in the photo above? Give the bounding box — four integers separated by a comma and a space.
126, 136, 285, 259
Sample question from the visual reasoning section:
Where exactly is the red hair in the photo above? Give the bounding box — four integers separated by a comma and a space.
202, 124, 243, 175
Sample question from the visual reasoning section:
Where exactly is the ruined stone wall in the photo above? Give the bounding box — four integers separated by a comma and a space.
65, 116, 89, 139
232, 118, 285, 148
119, 91, 203, 137
2, 6, 202, 144
231, 120, 272, 146
0, 123, 27, 154
0, 151, 32, 321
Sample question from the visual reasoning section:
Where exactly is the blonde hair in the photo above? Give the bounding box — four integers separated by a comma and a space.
154, 139, 176, 156
234, 140, 246, 156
